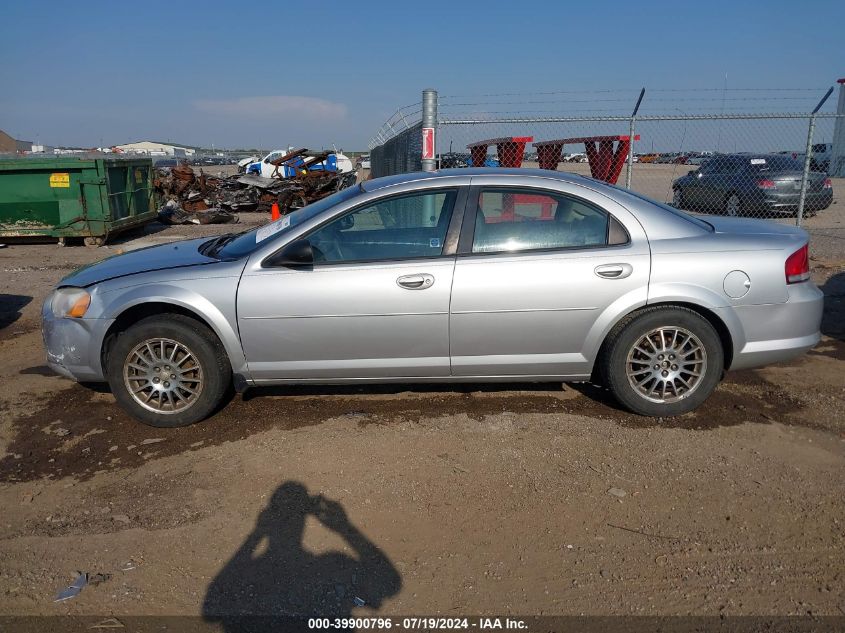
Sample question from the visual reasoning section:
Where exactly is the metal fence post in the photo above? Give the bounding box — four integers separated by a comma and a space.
422, 89, 438, 172
625, 88, 645, 189
797, 87, 834, 226
796, 115, 817, 227
831, 79, 845, 177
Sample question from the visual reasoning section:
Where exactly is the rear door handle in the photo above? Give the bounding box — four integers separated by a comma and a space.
397, 273, 435, 289
594, 263, 633, 279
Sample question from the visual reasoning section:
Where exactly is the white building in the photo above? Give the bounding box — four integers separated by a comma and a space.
114, 141, 196, 157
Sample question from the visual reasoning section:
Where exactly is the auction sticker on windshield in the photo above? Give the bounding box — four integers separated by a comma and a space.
256, 216, 291, 243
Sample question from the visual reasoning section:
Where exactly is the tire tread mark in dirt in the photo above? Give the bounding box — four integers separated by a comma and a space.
0, 367, 808, 484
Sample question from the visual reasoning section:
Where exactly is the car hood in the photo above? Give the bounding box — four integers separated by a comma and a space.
703, 216, 806, 237
60, 238, 220, 287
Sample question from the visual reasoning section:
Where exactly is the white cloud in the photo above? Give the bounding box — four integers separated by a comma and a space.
194, 95, 347, 121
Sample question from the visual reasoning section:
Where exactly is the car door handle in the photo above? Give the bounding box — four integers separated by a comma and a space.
397, 274, 435, 290
594, 264, 633, 279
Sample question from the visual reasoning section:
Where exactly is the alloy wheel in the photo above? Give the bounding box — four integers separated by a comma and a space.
625, 326, 707, 404
123, 338, 204, 414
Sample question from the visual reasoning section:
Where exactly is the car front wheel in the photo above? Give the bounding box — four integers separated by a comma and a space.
106, 314, 232, 427
600, 307, 724, 417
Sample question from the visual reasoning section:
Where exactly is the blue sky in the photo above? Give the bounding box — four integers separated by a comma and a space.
1, 0, 843, 150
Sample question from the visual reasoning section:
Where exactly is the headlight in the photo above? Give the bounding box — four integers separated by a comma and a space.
51, 287, 91, 318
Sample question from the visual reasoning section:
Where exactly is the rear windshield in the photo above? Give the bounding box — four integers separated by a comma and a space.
603, 182, 713, 231
748, 156, 802, 172
214, 184, 364, 259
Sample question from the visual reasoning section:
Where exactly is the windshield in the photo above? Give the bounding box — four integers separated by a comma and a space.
748, 156, 802, 172
213, 185, 364, 259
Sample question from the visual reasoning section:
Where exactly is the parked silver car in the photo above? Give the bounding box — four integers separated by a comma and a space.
42, 169, 823, 427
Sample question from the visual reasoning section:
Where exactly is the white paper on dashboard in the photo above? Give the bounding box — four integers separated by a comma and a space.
255, 216, 291, 243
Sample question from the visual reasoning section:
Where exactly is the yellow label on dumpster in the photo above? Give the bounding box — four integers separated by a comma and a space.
134, 168, 144, 183
49, 173, 70, 188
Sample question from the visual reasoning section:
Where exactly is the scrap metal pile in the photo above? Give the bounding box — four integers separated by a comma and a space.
153, 148, 358, 225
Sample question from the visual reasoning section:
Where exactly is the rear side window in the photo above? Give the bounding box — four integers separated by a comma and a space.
471, 189, 624, 254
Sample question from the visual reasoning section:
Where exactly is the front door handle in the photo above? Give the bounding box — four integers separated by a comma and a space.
594, 263, 633, 279
397, 273, 435, 290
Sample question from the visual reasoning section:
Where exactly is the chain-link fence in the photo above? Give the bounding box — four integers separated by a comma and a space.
369, 88, 845, 229
368, 104, 424, 178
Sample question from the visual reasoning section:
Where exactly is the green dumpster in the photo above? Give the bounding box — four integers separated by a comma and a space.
0, 156, 158, 245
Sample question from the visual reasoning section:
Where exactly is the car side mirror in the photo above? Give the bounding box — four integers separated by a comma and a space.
264, 239, 314, 267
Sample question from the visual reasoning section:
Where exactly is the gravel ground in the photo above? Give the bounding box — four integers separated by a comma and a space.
0, 169, 844, 621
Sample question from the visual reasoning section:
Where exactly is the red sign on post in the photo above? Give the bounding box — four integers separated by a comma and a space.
422, 127, 435, 160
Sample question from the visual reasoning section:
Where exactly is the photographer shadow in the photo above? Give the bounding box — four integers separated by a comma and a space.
203, 481, 401, 632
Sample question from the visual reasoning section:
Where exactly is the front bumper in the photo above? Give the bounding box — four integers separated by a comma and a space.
41, 296, 113, 382
721, 282, 824, 371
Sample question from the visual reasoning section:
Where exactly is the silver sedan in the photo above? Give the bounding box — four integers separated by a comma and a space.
42, 169, 823, 427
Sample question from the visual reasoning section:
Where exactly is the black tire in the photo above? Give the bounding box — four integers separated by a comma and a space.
106, 314, 232, 427
599, 306, 724, 417
671, 187, 685, 209
723, 192, 742, 217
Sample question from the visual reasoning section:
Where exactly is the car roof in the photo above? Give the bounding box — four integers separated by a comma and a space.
709, 153, 796, 160
361, 168, 593, 193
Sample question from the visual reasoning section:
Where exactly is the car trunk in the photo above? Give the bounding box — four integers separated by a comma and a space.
761, 170, 826, 193
705, 215, 807, 238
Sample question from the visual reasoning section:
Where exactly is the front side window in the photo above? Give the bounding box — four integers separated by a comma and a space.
307, 189, 457, 263
472, 189, 611, 253
698, 158, 725, 175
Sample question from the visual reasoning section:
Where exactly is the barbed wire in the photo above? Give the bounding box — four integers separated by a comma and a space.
371, 86, 841, 149
438, 112, 844, 124
441, 87, 829, 99
440, 96, 825, 107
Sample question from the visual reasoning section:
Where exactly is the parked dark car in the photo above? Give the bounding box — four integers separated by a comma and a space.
672, 154, 833, 217
154, 158, 179, 170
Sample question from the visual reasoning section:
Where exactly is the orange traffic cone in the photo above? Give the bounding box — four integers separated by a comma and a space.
271, 201, 280, 221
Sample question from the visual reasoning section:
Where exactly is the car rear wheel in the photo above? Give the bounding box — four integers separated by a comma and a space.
724, 193, 742, 217
106, 314, 231, 427
600, 307, 723, 417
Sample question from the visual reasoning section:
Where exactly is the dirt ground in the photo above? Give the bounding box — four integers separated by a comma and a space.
0, 168, 844, 623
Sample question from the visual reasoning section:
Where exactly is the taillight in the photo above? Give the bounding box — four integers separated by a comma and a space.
785, 244, 810, 284
823, 177, 832, 189
756, 178, 776, 189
